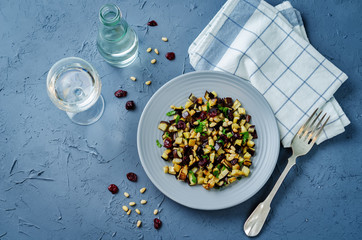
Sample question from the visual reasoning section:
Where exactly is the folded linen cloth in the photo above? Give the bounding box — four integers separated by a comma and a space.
188, 0, 350, 147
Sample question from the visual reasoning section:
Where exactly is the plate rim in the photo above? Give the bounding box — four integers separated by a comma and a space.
137, 70, 280, 210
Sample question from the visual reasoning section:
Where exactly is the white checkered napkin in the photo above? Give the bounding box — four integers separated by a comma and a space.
188, 0, 349, 147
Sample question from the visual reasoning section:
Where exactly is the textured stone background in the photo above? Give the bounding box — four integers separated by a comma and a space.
0, 0, 361, 239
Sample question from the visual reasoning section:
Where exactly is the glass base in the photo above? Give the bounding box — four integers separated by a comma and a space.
66, 95, 105, 125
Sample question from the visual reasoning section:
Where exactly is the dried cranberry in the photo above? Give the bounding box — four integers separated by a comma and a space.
163, 138, 173, 149
154, 218, 162, 229
198, 158, 208, 167
125, 101, 135, 110
230, 159, 238, 165
227, 110, 234, 121
176, 120, 186, 130
108, 184, 119, 194
147, 20, 158, 26
114, 90, 127, 98
245, 114, 251, 123
209, 108, 218, 117
165, 52, 175, 60
251, 129, 258, 139
182, 155, 190, 165
199, 111, 207, 120
126, 172, 138, 182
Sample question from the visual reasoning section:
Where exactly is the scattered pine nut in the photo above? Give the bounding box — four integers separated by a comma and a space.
147, 47, 152, 52
153, 209, 159, 215
140, 199, 147, 205
124, 192, 130, 198
162, 37, 168, 42
135, 209, 141, 215
129, 202, 136, 206
122, 206, 129, 212
145, 81, 151, 85
130, 76, 136, 81
151, 59, 157, 64
127, 209, 131, 215
137, 220, 142, 228
140, 187, 146, 193
154, 49, 159, 55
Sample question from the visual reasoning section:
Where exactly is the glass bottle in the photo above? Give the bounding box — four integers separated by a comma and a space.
96, 4, 139, 68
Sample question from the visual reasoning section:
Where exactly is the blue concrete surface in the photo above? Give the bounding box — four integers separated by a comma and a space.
0, 0, 361, 239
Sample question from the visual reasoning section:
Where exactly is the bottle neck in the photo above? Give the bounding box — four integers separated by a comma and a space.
99, 4, 122, 26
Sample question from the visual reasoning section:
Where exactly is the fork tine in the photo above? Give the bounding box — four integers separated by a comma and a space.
310, 116, 330, 145
302, 110, 323, 138
306, 113, 326, 142
297, 108, 319, 136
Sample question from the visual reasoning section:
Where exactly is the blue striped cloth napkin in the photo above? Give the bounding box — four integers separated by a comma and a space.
188, 0, 350, 147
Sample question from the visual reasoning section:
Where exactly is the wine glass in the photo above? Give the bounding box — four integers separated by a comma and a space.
46, 57, 105, 125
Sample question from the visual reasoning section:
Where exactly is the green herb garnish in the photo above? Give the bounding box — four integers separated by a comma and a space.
227, 133, 233, 138
242, 132, 250, 143
207, 102, 210, 112
202, 155, 209, 160
222, 129, 226, 135
195, 120, 207, 133
166, 110, 176, 116
175, 115, 180, 124
216, 139, 224, 145
188, 171, 197, 183
156, 139, 162, 148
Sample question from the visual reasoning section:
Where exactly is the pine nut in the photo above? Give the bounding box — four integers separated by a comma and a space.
154, 48, 159, 54
140, 200, 147, 205
129, 202, 136, 206
153, 209, 159, 215
147, 47, 152, 52
162, 37, 168, 42
124, 192, 130, 198
145, 81, 151, 85
127, 209, 131, 215
135, 209, 141, 215
122, 206, 129, 212
151, 59, 157, 64
137, 220, 142, 228
130, 76, 136, 81
140, 187, 146, 194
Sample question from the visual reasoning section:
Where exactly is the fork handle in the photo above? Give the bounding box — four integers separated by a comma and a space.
244, 155, 297, 237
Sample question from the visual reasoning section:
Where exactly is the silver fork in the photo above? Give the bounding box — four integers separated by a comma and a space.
244, 109, 330, 237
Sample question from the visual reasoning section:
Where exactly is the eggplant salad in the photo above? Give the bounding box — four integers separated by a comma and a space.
157, 91, 257, 190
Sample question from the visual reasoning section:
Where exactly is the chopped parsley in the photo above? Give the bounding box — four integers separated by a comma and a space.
175, 115, 180, 124
166, 110, 176, 116
156, 139, 162, 148
242, 132, 250, 143
226, 132, 233, 138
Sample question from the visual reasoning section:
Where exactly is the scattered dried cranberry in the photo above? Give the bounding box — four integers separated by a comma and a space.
125, 101, 135, 110
154, 218, 162, 229
199, 111, 207, 120
108, 184, 119, 194
230, 159, 238, 165
165, 52, 175, 60
114, 90, 127, 98
176, 120, 186, 130
147, 20, 158, 26
209, 108, 218, 118
198, 158, 208, 167
126, 172, 138, 182
163, 138, 173, 149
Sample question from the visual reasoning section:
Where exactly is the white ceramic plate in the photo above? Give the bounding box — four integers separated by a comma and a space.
137, 71, 279, 210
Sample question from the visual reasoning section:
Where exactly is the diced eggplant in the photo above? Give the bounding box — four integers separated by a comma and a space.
188, 93, 197, 103
182, 110, 190, 118
161, 149, 172, 160
204, 91, 211, 100
188, 171, 197, 185
178, 165, 188, 181
245, 114, 251, 123
158, 121, 169, 132
241, 166, 250, 177
224, 97, 233, 107
232, 99, 241, 110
